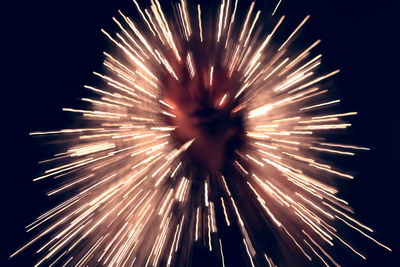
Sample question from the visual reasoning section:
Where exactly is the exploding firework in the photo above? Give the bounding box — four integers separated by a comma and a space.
11, 0, 391, 266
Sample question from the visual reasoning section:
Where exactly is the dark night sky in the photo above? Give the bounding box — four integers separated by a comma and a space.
2, 0, 399, 266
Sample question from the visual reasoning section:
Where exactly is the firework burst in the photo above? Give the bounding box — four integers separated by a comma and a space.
11, 0, 391, 266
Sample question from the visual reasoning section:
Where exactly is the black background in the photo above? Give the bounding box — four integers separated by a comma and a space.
1, 0, 399, 266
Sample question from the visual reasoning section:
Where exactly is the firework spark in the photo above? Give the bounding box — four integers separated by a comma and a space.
12, 0, 391, 266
